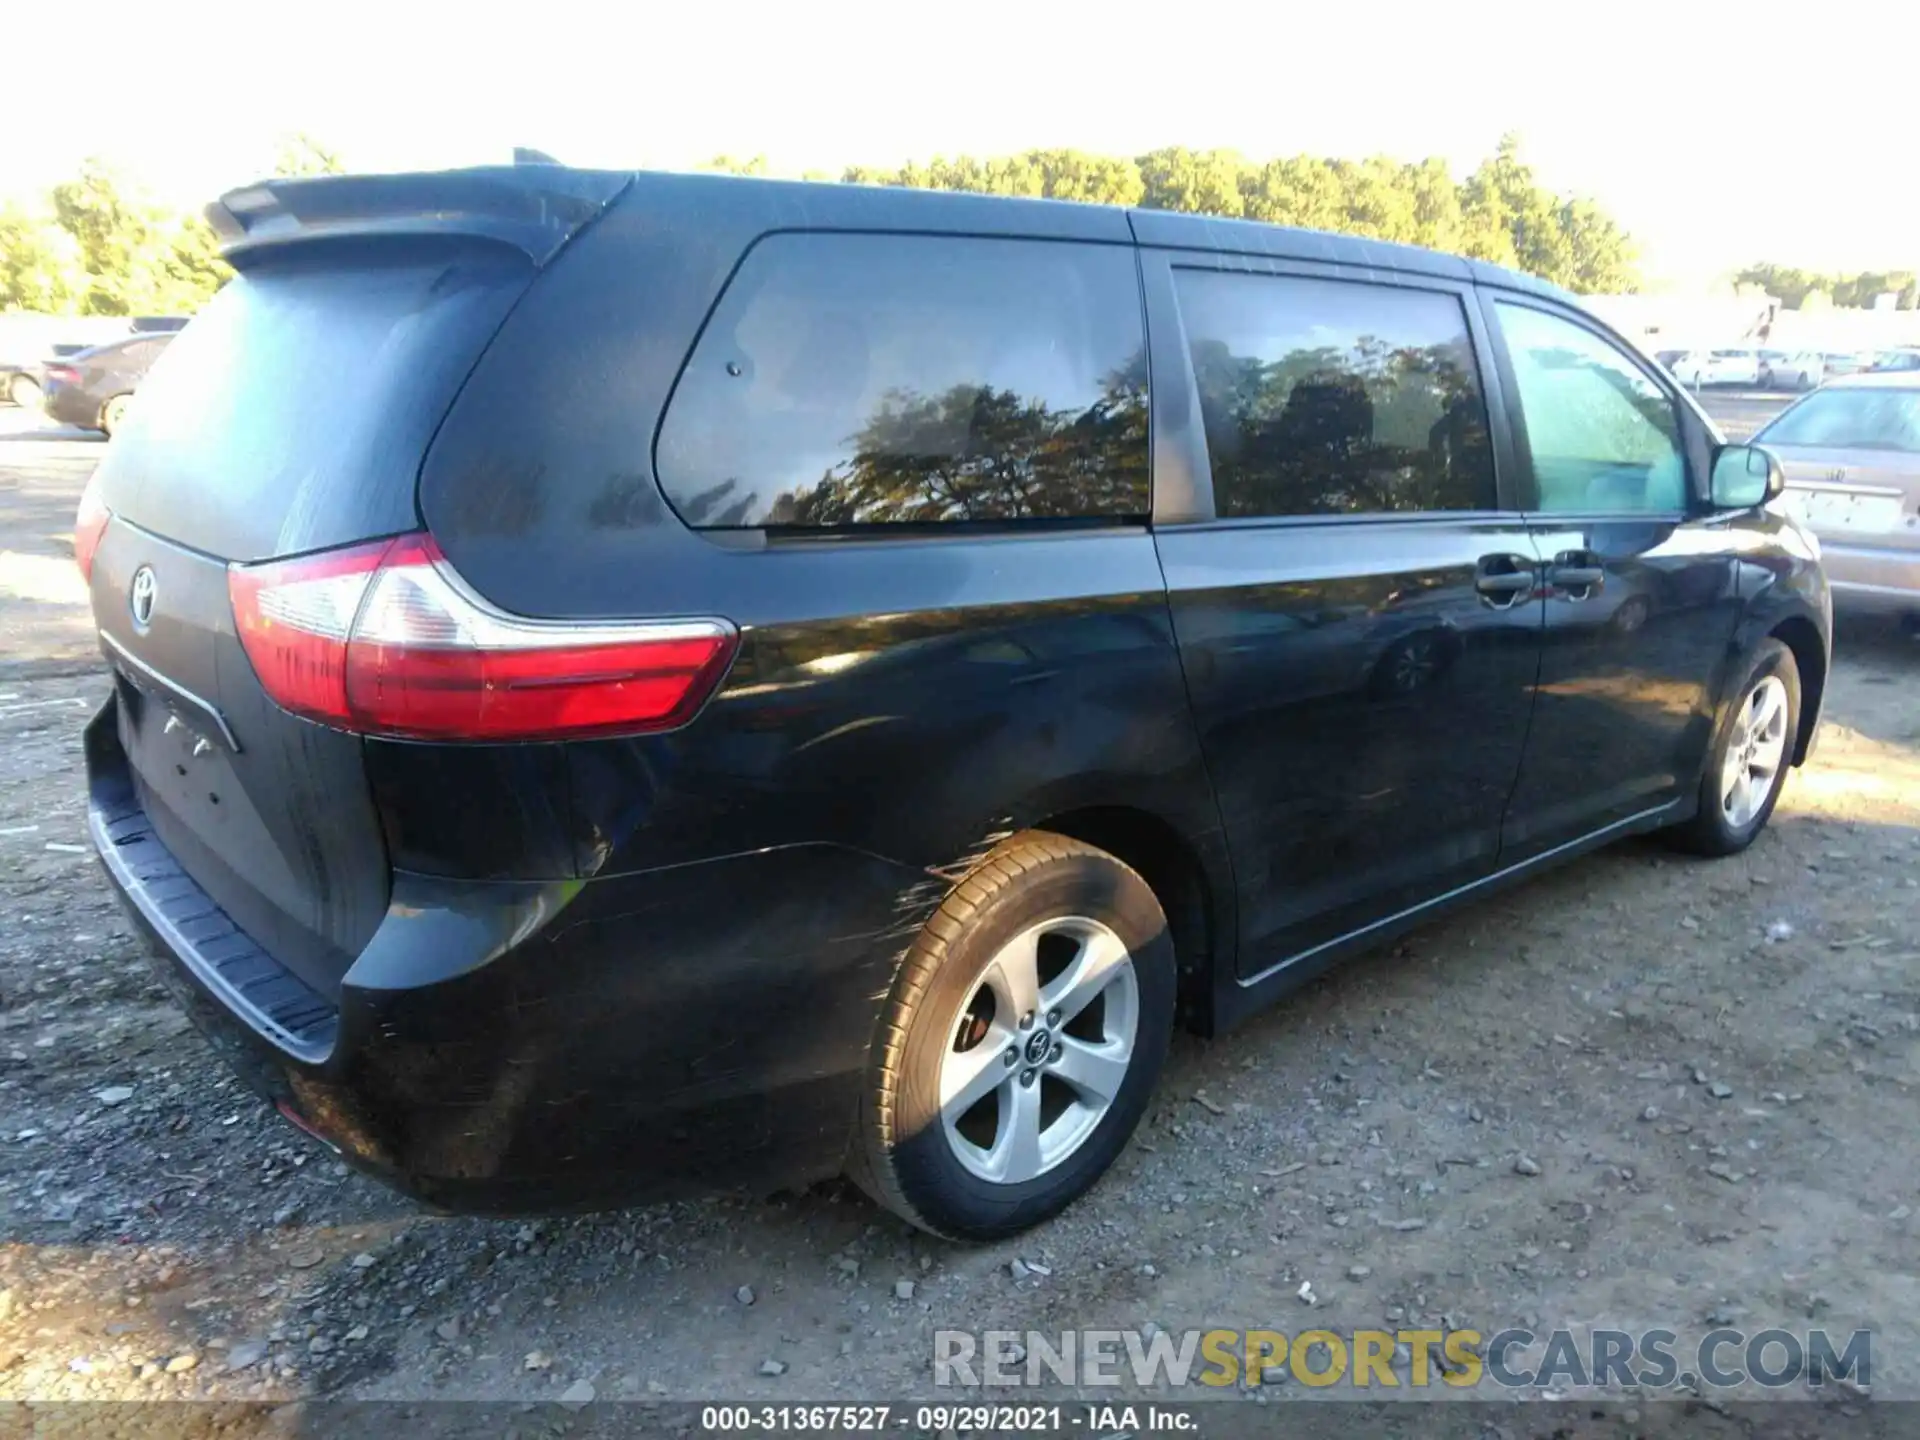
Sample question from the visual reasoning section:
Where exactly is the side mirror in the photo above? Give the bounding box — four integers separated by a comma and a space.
1710, 443, 1786, 509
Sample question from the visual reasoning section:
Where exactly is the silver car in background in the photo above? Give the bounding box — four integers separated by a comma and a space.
1754, 372, 1920, 621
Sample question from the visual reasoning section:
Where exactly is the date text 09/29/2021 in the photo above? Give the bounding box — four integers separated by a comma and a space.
700, 1406, 1195, 1433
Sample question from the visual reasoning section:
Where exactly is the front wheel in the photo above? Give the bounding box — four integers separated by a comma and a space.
850, 831, 1176, 1239
8, 373, 42, 410
1665, 639, 1799, 856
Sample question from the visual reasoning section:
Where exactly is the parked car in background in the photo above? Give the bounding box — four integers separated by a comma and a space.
2, 316, 188, 410
40, 332, 177, 435
1763, 352, 1825, 391
1654, 348, 1688, 371
1822, 352, 1873, 379
1672, 348, 1761, 388
78, 166, 1830, 1239
1869, 348, 1920, 374
1756, 371, 1920, 623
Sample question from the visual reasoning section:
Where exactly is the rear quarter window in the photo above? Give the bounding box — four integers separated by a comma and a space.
655, 233, 1148, 529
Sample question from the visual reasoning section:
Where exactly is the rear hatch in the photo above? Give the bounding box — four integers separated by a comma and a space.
1773, 445, 1920, 553
86, 166, 632, 1002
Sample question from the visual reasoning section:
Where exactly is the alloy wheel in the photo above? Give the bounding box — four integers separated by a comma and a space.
1720, 674, 1789, 829
939, 916, 1138, 1184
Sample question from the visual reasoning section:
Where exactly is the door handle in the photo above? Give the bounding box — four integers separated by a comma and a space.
1547, 551, 1605, 599
1473, 554, 1536, 609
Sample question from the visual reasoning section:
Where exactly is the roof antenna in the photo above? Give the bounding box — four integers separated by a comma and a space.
514, 147, 562, 166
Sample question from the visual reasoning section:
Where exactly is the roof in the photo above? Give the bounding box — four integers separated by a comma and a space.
209, 164, 1586, 305
630, 170, 1581, 299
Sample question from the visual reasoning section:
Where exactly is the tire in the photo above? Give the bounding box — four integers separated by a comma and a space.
100, 394, 130, 437
850, 831, 1176, 1240
1665, 639, 1799, 856
8, 373, 42, 411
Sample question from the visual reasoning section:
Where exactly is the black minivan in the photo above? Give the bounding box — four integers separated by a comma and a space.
80, 166, 1829, 1239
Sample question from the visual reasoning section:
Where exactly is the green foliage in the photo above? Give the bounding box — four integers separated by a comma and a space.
0, 202, 85, 312
3, 158, 230, 316
3, 135, 1645, 316
273, 132, 346, 178
843, 134, 1635, 292
1137, 147, 1247, 217
1736, 262, 1917, 310
703, 154, 771, 177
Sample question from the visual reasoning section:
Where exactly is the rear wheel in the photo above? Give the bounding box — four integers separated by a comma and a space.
100, 394, 130, 436
851, 831, 1175, 1239
1665, 639, 1799, 856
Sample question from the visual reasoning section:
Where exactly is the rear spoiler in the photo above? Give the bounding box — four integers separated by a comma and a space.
205, 167, 636, 268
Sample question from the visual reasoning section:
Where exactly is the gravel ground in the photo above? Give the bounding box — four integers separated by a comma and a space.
4, 396, 1919, 1425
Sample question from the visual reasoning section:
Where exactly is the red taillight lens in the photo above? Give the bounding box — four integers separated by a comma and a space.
44, 364, 80, 385
74, 474, 110, 582
228, 534, 737, 742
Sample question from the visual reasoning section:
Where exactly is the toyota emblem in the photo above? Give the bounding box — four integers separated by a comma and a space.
128, 566, 157, 631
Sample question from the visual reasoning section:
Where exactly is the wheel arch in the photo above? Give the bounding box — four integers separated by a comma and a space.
1768, 614, 1825, 765
1027, 804, 1228, 1036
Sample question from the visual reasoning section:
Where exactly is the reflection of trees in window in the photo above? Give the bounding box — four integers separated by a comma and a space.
1191, 336, 1492, 517
763, 353, 1149, 526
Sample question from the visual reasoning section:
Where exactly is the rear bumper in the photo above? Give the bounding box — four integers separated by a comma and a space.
1821, 541, 1920, 612
86, 700, 935, 1214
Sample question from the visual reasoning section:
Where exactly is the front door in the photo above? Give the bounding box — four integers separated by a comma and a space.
1145, 258, 1546, 977
1484, 298, 1743, 855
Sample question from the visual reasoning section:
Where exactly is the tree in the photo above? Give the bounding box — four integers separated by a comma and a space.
1135, 147, 1247, 217
1026, 150, 1144, 207
1405, 158, 1463, 254
1333, 157, 1421, 245
36, 158, 229, 315
50, 160, 151, 313
0, 204, 84, 312
273, 132, 345, 178
1736, 262, 1919, 310
703, 154, 770, 177
1556, 199, 1637, 293
1240, 155, 1347, 230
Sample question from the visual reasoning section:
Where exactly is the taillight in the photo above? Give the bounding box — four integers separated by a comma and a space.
44, 364, 80, 385
74, 473, 110, 582
228, 533, 737, 741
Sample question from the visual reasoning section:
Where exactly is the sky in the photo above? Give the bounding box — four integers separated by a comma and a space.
5, 0, 1916, 289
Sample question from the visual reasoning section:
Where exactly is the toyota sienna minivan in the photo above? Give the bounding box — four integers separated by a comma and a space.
80, 165, 1830, 1239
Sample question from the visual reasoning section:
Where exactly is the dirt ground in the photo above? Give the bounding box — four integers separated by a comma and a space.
3, 397, 1919, 1424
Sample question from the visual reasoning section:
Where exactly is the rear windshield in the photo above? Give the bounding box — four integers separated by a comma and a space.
1757, 388, 1920, 453
95, 243, 534, 561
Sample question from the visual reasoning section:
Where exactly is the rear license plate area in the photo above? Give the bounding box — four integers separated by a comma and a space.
115, 668, 240, 839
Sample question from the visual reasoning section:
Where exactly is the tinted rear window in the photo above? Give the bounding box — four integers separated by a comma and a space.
1174, 270, 1495, 519
95, 244, 534, 561
655, 233, 1148, 528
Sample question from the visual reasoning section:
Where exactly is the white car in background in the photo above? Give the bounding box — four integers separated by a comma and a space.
1672, 348, 1761, 388
1762, 351, 1825, 391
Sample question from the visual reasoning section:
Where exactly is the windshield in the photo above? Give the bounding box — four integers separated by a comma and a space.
1756, 387, 1920, 452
